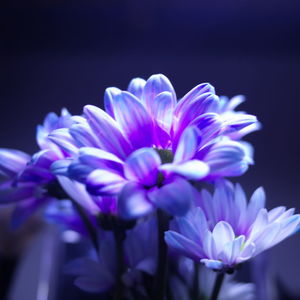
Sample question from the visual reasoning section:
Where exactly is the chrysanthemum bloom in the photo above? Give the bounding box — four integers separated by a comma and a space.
50, 74, 258, 219
0, 109, 100, 226
165, 181, 300, 271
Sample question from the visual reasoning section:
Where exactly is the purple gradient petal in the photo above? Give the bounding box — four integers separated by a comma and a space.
104, 87, 122, 118
190, 113, 222, 146
108, 91, 154, 149
174, 83, 215, 116
160, 160, 209, 180
202, 140, 249, 178
118, 182, 153, 219
152, 91, 174, 133
48, 128, 79, 156
86, 169, 127, 196
127, 77, 146, 99
124, 148, 161, 186
176, 93, 219, 135
51, 159, 72, 176
174, 126, 202, 163
0, 148, 30, 176
69, 123, 101, 148
84, 105, 133, 159
79, 147, 124, 172
142, 74, 176, 110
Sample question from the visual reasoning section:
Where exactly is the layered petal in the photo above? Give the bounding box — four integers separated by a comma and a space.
124, 148, 161, 186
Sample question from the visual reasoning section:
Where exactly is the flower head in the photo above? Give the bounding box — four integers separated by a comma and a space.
50, 74, 258, 219
0, 109, 87, 226
165, 181, 300, 271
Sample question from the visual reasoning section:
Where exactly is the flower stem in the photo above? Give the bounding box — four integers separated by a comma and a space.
70, 199, 99, 256
210, 272, 225, 300
153, 209, 170, 300
112, 220, 126, 300
191, 261, 200, 300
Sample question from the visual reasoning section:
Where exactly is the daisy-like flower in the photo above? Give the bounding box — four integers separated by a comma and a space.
50, 74, 258, 219
0, 109, 100, 226
165, 181, 300, 272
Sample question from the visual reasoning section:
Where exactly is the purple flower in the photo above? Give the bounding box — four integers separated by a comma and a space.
0, 109, 90, 226
50, 74, 258, 219
165, 181, 300, 271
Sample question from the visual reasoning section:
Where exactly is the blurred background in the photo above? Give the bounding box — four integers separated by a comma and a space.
1, 0, 300, 299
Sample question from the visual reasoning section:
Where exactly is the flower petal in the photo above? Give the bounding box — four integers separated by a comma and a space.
174, 126, 202, 163
79, 147, 124, 172
160, 160, 209, 180
84, 105, 132, 159
127, 77, 146, 99
175, 83, 215, 116
104, 87, 122, 118
202, 140, 249, 178
86, 169, 126, 196
124, 148, 161, 186
212, 221, 235, 255
69, 124, 101, 148
165, 231, 203, 260
0, 148, 30, 176
142, 74, 176, 110
118, 182, 153, 219
48, 128, 79, 156
108, 91, 155, 149
148, 178, 193, 216
152, 91, 174, 133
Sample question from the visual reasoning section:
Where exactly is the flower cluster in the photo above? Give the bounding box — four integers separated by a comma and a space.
0, 74, 298, 299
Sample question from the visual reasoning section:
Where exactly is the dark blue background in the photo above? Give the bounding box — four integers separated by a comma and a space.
1, 0, 300, 297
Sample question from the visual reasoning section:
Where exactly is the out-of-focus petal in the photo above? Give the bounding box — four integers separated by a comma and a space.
57, 176, 100, 213
0, 184, 36, 204
0, 148, 30, 176
104, 87, 122, 118
165, 231, 203, 259
48, 128, 79, 156
148, 177, 193, 216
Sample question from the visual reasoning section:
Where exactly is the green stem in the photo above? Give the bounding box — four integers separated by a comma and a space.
210, 272, 225, 300
153, 209, 170, 300
70, 199, 100, 256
